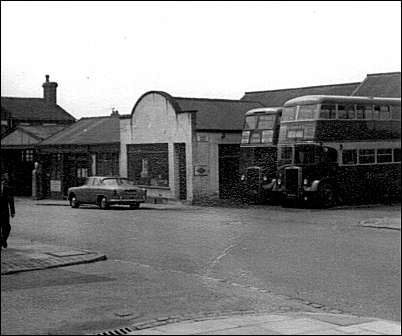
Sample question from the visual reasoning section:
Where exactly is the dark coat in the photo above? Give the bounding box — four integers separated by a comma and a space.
0, 183, 15, 217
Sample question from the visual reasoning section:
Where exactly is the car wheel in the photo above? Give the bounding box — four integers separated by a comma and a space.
130, 202, 140, 209
70, 196, 80, 208
318, 183, 336, 208
99, 196, 109, 209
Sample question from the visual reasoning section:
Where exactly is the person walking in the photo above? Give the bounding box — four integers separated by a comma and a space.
1, 173, 15, 249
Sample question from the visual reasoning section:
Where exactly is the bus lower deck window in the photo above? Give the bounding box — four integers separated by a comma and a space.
342, 150, 357, 165
377, 149, 393, 163
359, 149, 375, 164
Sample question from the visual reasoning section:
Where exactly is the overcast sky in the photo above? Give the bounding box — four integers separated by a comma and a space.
1, 1, 401, 119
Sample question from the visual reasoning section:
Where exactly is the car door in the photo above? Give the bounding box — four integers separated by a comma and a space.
79, 177, 94, 203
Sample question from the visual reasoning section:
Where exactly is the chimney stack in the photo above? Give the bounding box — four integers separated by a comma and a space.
42, 75, 58, 105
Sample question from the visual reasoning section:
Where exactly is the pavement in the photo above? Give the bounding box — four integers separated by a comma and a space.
1, 238, 106, 275
95, 311, 401, 335
2, 198, 401, 335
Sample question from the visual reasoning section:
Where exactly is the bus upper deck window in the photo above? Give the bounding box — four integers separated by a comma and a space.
257, 115, 274, 129
298, 105, 318, 120
337, 105, 355, 119
282, 107, 296, 121
244, 116, 258, 130
320, 104, 336, 119
379, 105, 390, 120
373, 105, 381, 120
391, 105, 401, 120
364, 105, 373, 119
356, 105, 365, 119
337, 105, 347, 119
347, 105, 356, 119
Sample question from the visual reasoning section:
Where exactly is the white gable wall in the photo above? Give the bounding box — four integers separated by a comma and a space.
120, 92, 194, 201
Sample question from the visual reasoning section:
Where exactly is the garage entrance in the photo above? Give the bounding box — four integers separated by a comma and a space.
218, 144, 240, 199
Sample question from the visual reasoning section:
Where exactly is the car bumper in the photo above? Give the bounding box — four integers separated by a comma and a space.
108, 198, 146, 205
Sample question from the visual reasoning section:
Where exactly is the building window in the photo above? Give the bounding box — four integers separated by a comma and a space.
21, 149, 34, 162
96, 152, 119, 176
128, 143, 169, 187
77, 168, 88, 178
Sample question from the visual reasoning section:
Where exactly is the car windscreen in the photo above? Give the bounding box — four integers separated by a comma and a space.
102, 178, 134, 187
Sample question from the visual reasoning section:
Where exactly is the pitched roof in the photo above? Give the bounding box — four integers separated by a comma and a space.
241, 82, 360, 107
173, 97, 264, 131
1, 97, 76, 122
351, 72, 401, 98
39, 115, 120, 146
1, 125, 67, 146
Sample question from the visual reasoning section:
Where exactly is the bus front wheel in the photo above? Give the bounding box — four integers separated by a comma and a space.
318, 183, 336, 208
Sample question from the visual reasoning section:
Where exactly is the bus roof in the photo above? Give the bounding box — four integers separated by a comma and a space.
283, 95, 401, 107
245, 107, 282, 116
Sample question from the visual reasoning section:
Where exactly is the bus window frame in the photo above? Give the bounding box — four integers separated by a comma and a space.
358, 149, 376, 165
241, 131, 251, 144
342, 149, 358, 165
376, 148, 393, 163
257, 114, 275, 130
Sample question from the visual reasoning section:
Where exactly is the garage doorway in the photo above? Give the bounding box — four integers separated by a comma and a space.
218, 144, 240, 199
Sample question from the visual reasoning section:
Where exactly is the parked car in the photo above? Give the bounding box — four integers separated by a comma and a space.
67, 176, 147, 209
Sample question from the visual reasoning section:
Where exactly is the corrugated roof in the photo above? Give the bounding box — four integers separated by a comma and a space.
39, 115, 120, 145
173, 97, 263, 130
241, 82, 360, 107
351, 72, 401, 98
1, 97, 76, 122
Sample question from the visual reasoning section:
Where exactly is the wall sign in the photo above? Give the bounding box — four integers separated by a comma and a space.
194, 165, 208, 176
197, 134, 209, 142
50, 180, 61, 192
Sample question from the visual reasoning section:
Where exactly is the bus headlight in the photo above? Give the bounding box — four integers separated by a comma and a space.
263, 175, 268, 182
303, 179, 309, 186
240, 174, 245, 181
277, 178, 281, 185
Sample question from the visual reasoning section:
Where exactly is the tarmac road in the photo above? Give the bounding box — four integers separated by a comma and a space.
1, 198, 400, 334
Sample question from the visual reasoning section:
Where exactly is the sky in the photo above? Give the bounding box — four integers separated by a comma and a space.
1, 1, 401, 119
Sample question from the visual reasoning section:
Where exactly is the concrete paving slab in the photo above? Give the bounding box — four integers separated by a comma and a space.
212, 314, 292, 327
354, 320, 402, 334
258, 318, 340, 335
198, 325, 280, 335
299, 312, 376, 326
146, 320, 238, 335
298, 328, 355, 335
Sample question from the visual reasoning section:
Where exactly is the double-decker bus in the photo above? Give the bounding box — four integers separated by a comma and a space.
239, 107, 282, 203
273, 95, 401, 207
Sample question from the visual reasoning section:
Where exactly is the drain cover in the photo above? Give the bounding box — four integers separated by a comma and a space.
96, 327, 135, 335
46, 250, 91, 257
